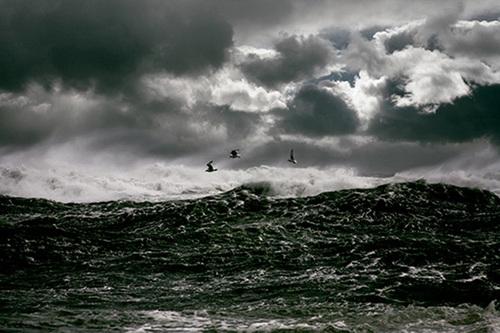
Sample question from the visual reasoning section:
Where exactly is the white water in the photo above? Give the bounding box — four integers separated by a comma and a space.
0, 159, 499, 202
0, 162, 388, 202
125, 303, 499, 333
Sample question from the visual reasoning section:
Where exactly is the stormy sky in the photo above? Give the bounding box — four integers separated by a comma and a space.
1, 0, 500, 200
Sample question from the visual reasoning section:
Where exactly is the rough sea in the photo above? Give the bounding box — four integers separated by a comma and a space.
1, 180, 499, 332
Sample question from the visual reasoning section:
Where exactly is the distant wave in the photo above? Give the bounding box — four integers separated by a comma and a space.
0, 161, 499, 202
0, 163, 388, 202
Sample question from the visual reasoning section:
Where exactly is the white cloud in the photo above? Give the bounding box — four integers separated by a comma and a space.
234, 45, 280, 60
372, 19, 424, 49
389, 46, 500, 108
142, 75, 210, 110
211, 78, 286, 112
390, 48, 471, 107
341, 38, 474, 111
325, 71, 387, 125
343, 22, 500, 111
142, 65, 287, 113
343, 33, 389, 76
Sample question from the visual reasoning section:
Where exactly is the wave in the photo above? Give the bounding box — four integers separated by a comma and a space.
1, 181, 499, 302
0, 163, 390, 202
1, 180, 499, 331
1, 157, 500, 202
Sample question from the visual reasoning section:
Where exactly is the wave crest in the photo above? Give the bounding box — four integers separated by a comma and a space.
1, 161, 499, 202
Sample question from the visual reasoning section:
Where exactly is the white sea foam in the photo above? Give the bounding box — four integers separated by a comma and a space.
1, 154, 499, 203
126, 310, 327, 333
125, 306, 500, 333
394, 147, 500, 197
0, 161, 389, 202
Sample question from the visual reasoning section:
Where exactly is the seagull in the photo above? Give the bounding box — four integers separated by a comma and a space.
288, 149, 297, 164
206, 160, 217, 172
229, 149, 241, 158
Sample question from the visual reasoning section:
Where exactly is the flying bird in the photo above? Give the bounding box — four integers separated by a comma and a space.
288, 149, 297, 164
206, 160, 217, 172
229, 149, 241, 158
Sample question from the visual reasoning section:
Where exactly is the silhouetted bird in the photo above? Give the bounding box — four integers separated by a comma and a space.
288, 149, 297, 164
229, 149, 241, 158
206, 161, 217, 172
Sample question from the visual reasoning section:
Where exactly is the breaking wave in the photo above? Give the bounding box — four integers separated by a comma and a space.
1, 161, 499, 202
0, 163, 389, 202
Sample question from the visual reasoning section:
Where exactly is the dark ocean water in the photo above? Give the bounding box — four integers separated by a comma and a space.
1, 181, 499, 332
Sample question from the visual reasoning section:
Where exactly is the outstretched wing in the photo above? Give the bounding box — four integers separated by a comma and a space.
290, 149, 294, 159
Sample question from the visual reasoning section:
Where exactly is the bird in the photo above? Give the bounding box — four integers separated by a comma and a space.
206, 160, 217, 172
288, 149, 297, 164
229, 149, 241, 158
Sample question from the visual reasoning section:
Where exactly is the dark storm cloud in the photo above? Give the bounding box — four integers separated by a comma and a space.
240, 35, 335, 88
205, 105, 261, 141
0, 87, 264, 157
0, 0, 233, 92
0, 92, 162, 149
84, 103, 262, 159
1, 0, 500, 168
276, 84, 359, 137
369, 83, 500, 144
84, 107, 259, 158
0, 104, 53, 148
382, 30, 418, 53
344, 140, 465, 176
225, 134, 463, 177
210, 0, 294, 27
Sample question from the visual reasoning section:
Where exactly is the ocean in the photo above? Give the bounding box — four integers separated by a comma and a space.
1, 181, 499, 332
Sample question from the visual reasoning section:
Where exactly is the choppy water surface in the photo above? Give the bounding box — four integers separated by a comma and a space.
1, 181, 499, 332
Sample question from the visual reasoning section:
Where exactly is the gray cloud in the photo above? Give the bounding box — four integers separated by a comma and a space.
210, 0, 294, 28
0, 0, 233, 92
1, 0, 500, 182
0, 105, 54, 148
215, 0, 500, 45
369, 83, 500, 144
219, 134, 468, 178
276, 84, 359, 137
240, 35, 335, 88
84, 106, 260, 159
443, 21, 500, 60
370, 3, 464, 54
343, 33, 388, 76
0, 85, 262, 159
469, 11, 500, 21
319, 27, 351, 50
373, 8, 500, 64
415, 2, 464, 46
382, 29, 420, 53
